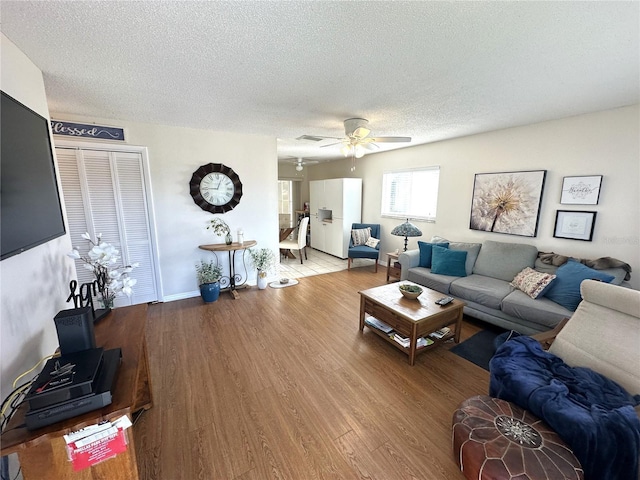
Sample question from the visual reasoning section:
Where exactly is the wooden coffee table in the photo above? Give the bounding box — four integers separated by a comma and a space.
359, 282, 465, 365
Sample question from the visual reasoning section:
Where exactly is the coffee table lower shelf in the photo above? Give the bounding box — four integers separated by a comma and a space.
364, 323, 456, 358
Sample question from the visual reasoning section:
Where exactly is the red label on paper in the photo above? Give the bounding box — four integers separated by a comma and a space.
68, 428, 128, 471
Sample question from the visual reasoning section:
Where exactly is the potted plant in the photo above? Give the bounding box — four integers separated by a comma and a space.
195, 259, 223, 302
248, 248, 276, 289
207, 217, 233, 245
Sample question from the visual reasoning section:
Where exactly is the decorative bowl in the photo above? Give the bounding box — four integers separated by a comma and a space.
279, 278, 289, 285
399, 284, 423, 300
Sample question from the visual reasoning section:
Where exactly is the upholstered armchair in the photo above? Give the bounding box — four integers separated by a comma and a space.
347, 223, 381, 272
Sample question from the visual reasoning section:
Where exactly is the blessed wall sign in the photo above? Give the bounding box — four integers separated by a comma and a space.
50, 120, 125, 141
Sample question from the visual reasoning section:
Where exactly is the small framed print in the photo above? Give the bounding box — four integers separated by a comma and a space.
560, 175, 602, 205
554, 210, 596, 241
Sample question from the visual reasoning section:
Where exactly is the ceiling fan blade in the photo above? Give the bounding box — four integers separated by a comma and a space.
296, 134, 344, 141
369, 136, 412, 143
320, 141, 343, 148
362, 143, 379, 151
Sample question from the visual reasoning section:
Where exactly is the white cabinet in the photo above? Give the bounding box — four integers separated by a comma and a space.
309, 178, 362, 258
310, 178, 345, 213
310, 216, 326, 251
309, 180, 325, 213
311, 219, 342, 258
323, 179, 343, 217
325, 220, 345, 257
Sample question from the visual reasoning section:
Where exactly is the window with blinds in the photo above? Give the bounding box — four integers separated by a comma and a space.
381, 167, 440, 221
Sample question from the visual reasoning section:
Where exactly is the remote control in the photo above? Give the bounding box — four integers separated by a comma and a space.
436, 296, 454, 306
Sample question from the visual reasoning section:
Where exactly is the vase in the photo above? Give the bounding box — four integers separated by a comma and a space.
200, 282, 221, 303
225, 232, 233, 245
257, 270, 268, 290
94, 295, 113, 322
100, 295, 115, 309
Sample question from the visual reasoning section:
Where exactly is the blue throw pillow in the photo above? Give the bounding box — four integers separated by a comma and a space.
431, 245, 467, 277
543, 259, 615, 311
418, 242, 449, 268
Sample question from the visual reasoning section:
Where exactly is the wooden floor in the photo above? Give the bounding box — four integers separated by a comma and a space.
134, 268, 490, 480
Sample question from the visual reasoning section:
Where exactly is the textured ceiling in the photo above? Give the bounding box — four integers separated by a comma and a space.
1, 1, 638, 163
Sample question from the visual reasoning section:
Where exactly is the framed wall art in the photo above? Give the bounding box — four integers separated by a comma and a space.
553, 210, 596, 241
560, 175, 602, 205
469, 170, 546, 237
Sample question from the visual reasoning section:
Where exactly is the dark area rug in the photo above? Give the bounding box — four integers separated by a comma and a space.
450, 328, 507, 371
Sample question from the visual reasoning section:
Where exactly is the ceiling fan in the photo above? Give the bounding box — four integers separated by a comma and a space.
282, 157, 319, 171
320, 118, 411, 159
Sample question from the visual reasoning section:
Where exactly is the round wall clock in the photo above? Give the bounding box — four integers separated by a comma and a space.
189, 163, 243, 214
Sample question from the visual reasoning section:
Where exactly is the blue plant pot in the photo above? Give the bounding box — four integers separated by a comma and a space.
200, 282, 220, 303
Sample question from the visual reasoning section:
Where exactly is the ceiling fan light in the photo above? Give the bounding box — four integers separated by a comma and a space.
352, 127, 371, 139
340, 145, 351, 157
354, 144, 366, 158
296, 164, 303, 171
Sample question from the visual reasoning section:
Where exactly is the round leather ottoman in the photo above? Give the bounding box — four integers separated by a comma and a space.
452, 395, 583, 480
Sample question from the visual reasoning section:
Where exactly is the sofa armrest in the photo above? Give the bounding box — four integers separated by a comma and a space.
398, 249, 420, 281
530, 317, 570, 350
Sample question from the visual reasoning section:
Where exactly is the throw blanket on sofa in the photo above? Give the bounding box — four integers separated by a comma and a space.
489, 336, 640, 480
537, 252, 632, 281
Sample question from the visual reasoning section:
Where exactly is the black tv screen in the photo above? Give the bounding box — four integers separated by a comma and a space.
1, 91, 66, 260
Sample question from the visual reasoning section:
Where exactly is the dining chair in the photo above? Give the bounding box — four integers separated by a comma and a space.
278, 216, 309, 264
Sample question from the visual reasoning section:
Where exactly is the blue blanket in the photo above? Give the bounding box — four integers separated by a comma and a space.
489, 336, 640, 480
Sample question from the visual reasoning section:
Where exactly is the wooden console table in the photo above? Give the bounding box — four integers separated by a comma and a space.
199, 240, 257, 299
0, 304, 153, 479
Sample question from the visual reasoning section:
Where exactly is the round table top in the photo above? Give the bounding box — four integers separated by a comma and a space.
199, 240, 256, 252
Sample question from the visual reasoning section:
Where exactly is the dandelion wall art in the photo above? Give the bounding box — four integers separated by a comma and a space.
469, 170, 546, 237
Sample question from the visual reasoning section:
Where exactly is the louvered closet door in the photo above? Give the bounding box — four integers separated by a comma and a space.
57, 147, 159, 307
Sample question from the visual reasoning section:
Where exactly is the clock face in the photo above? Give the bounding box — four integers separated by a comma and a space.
189, 163, 242, 214
200, 173, 234, 206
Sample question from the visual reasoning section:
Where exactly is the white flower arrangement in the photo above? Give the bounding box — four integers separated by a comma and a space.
68, 233, 139, 308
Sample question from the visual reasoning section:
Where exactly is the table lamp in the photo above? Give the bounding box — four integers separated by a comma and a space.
391, 219, 422, 251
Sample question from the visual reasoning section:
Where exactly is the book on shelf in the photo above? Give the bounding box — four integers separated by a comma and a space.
392, 334, 434, 349
429, 327, 451, 340
364, 315, 394, 333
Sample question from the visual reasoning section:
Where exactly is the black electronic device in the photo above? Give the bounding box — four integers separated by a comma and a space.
24, 348, 104, 411
435, 296, 454, 306
0, 91, 66, 261
54, 307, 96, 355
25, 348, 121, 431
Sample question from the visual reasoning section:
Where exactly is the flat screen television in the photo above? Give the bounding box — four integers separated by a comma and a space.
1, 90, 66, 260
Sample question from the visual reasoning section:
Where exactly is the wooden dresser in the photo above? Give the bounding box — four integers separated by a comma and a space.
0, 304, 153, 479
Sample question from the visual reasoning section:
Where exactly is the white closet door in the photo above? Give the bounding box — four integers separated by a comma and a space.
56, 146, 160, 307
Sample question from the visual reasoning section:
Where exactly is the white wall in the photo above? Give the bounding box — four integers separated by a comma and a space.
0, 34, 74, 412
50, 113, 280, 301
308, 106, 640, 289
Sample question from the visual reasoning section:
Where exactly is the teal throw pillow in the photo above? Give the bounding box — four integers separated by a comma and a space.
430, 245, 467, 277
543, 259, 615, 311
418, 242, 449, 268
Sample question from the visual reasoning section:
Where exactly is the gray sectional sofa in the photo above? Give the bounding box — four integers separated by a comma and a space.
398, 239, 630, 334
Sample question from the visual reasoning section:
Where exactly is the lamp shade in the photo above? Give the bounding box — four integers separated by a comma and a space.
391, 219, 422, 251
